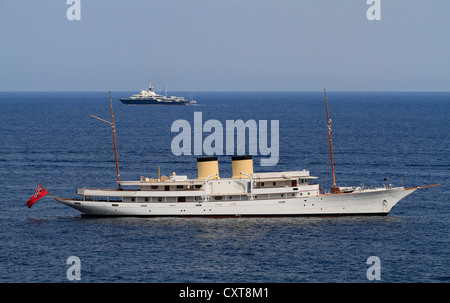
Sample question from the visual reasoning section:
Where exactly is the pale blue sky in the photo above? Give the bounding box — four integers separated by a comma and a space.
0, 0, 449, 91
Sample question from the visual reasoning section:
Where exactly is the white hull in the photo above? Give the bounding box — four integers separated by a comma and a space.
55, 187, 416, 217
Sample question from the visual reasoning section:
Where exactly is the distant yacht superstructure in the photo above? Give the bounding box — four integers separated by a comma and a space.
120, 82, 196, 105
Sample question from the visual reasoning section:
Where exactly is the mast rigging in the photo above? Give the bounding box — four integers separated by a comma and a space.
324, 89, 341, 194
90, 91, 121, 189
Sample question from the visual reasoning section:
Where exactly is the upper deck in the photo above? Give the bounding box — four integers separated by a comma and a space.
77, 170, 320, 202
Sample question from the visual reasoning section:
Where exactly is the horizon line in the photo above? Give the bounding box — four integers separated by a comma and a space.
1, 90, 449, 93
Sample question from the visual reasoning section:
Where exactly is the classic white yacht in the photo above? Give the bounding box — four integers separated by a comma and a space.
53, 90, 437, 217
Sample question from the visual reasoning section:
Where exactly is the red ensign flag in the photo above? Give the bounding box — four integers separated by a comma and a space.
26, 184, 48, 208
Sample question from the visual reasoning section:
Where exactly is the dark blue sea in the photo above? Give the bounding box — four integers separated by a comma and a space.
0, 91, 448, 283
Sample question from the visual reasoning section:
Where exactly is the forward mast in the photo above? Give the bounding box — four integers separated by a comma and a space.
324, 89, 341, 194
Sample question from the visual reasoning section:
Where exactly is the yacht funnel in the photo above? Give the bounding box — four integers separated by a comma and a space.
232, 155, 253, 178
197, 157, 220, 180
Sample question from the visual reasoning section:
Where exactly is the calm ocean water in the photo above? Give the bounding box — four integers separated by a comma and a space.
0, 91, 448, 283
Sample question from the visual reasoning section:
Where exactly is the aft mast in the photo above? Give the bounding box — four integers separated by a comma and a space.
90, 92, 121, 189
324, 89, 341, 194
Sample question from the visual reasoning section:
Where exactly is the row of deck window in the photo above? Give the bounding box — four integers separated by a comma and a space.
144, 179, 311, 191
118, 191, 316, 203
